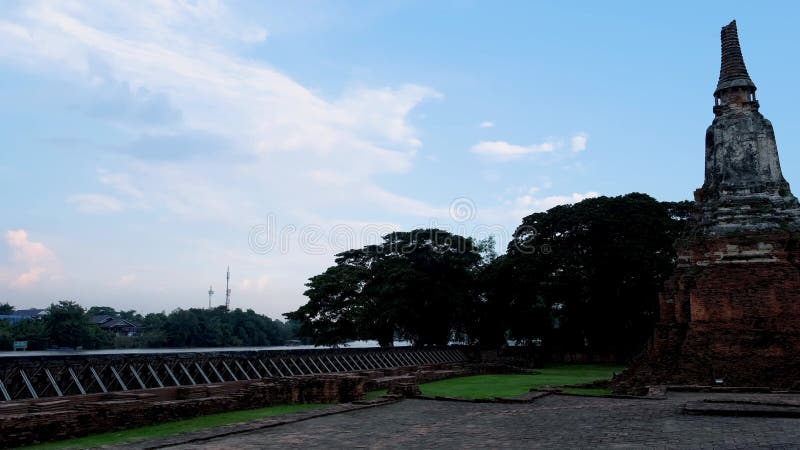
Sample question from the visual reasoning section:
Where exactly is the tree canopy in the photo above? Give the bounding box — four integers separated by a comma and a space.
288, 194, 693, 360
0, 193, 693, 361
286, 229, 489, 347
0, 303, 297, 351
490, 193, 692, 357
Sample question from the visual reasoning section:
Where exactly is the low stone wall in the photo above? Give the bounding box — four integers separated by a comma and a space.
0, 374, 364, 448
363, 364, 471, 392
0, 364, 469, 448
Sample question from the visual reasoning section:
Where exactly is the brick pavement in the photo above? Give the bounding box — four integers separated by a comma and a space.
159, 392, 800, 449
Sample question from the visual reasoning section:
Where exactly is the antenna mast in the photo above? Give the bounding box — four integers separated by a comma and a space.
225, 266, 231, 311
208, 285, 214, 309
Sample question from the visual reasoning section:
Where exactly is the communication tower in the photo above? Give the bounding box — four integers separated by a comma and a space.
225, 266, 231, 311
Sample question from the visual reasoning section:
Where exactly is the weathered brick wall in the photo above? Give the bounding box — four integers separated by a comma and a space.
0, 374, 365, 448
0, 364, 471, 448
617, 232, 800, 391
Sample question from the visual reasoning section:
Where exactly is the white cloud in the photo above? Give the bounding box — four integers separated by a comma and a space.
333, 84, 442, 148
479, 121, 494, 128
1, 230, 59, 288
67, 170, 147, 214
471, 140, 557, 161
570, 132, 588, 152
514, 191, 600, 211
471, 132, 588, 161
118, 273, 137, 285
98, 170, 144, 199
239, 275, 271, 293
0, 2, 437, 174
67, 194, 124, 213
307, 169, 351, 187
0, 1, 450, 316
478, 188, 601, 225
0, 2, 593, 317
0, 1, 443, 222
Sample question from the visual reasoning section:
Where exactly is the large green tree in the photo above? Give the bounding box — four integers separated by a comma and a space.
286, 229, 486, 347
44, 300, 114, 349
490, 193, 692, 359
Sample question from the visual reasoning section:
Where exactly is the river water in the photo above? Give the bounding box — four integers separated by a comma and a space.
0, 340, 415, 358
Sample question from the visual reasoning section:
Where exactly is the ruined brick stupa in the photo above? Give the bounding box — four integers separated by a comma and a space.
618, 20, 800, 390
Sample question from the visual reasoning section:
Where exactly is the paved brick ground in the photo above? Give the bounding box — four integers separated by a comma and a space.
166, 393, 800, 449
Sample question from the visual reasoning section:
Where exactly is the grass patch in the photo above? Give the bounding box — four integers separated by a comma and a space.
364, 389, 388, 400
420, 374, 542, 399
24, 403, 326, 449
419, 364, 624, 400
528, 364, 624, 389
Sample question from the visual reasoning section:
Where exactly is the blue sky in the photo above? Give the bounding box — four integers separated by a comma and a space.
1, 1, 799, 318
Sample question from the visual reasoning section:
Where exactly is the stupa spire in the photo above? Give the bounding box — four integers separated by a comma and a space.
715, 20, 756, 95
699, 20, 796, 220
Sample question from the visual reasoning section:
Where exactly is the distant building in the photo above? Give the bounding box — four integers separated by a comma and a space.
90, 315, 140, 337
14, 308, 47, 319
0, 308, 47, 325
0, 315, 27, 325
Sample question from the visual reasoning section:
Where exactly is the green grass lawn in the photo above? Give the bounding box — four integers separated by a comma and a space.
418, 364, 624, 399
22, 366, 621, 448
24, 403, 326, 449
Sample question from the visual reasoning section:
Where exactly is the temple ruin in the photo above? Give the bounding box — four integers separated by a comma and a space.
618, 20, 800, 390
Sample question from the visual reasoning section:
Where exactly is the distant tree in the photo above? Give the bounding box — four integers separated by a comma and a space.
140, 329, 168, 348
163, 308, 201, 347
118, 309, 144, 322
99, 307, 293, 349
0, 303, 14, 315
84, 323, 115, 349
9, 319, 48, 350
86, 306, 117, 317
44, 300, 98, 349
142, 312, 167, 330
229, 308, 286, 346
0, 301, 294, 350
0, 320, 13, 350
283, 319, 308, 344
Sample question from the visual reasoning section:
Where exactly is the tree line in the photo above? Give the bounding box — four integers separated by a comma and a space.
0, 302, 300, 351
1, 192, 692, 359
286, 193, 693, 360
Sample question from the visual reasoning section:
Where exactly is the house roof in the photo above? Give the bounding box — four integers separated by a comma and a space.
97, 318, 139, 329
90, 314, 115, 325
14, 308, 47, 318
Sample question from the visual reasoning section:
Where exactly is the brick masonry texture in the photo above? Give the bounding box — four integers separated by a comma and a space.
617, 21, 800, 391
0, 374, 364, 448
0, 366, 467, 448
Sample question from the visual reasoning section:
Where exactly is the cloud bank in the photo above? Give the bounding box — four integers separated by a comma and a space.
1, 230, 59, 288
471, 132, 588, 161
